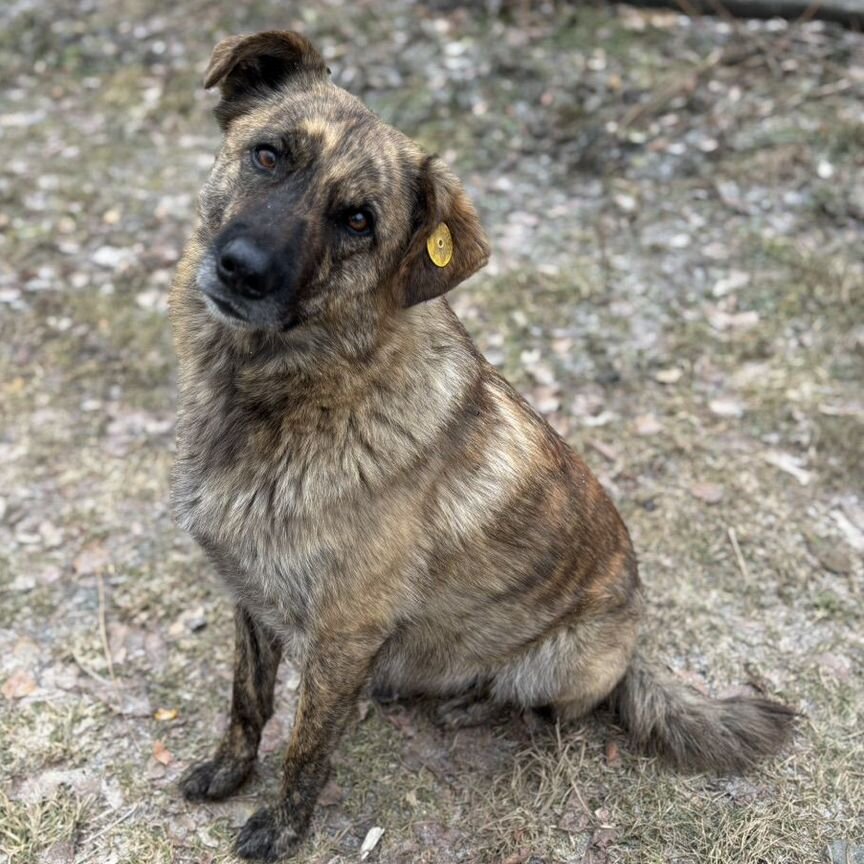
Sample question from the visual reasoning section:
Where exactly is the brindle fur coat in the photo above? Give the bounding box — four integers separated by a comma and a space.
170, 31, 795, 861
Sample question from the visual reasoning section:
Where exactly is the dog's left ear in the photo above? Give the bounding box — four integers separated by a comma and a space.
204, 31, 328, 129
398, 157, 490, 308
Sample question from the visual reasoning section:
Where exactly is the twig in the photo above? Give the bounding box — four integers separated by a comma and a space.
623, 0, 861, 28
620, 47, 725, 130
96, 569, 116, 687
77, 804, 139, 861
727, 527, 751, 581
70, 651, 112, 686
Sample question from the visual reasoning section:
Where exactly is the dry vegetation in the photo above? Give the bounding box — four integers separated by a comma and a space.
1, 1, 862, 862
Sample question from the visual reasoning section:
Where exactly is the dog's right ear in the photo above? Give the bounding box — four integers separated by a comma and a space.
204, 31, 328, 129
396, 157, 490, 308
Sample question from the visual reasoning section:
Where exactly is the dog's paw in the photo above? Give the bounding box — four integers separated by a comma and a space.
235, 806, 303, 861
179, 756, 254, 802
433, 694, 501, 730
370, 683, 401, 705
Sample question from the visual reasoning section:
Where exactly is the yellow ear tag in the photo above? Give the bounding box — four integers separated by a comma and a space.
426, 223, 453, 268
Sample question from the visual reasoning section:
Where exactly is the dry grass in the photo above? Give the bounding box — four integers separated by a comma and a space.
0, 788, 92, 864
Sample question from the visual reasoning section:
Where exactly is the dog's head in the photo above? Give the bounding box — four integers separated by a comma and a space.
192, 31, 489, 339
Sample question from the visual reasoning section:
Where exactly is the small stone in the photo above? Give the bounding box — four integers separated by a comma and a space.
10, 574, 36, 592
709, 398, 744, 418
654, 367, 682, 384
690, 482, 724, 504
712, 270, 750, 297
635, 414, 662, 436
38, 520, 63, 548
91, 245, 131, 269
828, 841, 864, 864
613, 193, 638, 213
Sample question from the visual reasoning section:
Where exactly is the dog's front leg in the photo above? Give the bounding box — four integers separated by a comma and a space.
180, 605, 282, 801
235, 624, 383, 861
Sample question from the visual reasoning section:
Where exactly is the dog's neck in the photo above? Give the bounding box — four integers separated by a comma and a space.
174, 285, 479, 416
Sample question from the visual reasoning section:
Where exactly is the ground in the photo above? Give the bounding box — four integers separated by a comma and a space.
0, 1, 862, 862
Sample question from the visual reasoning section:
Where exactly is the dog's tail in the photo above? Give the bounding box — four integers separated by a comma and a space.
608, 653, 796, 773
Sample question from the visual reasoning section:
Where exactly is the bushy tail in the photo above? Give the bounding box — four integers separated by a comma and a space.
609, 653, 796, 773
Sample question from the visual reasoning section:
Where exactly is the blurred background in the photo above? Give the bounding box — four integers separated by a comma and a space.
0, 1, 862, 862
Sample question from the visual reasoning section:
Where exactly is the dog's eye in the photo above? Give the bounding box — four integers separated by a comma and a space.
251, 145, 279, 173
345, 210, 372, 236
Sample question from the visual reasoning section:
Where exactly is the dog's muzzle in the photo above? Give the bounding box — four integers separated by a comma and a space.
215, 236, 277, 300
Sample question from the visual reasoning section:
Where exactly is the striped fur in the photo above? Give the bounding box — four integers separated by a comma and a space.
171, 31, 795, 862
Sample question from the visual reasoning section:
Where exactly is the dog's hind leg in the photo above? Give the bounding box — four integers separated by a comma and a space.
180, 606, 282, 801
432, 682, 508, 729
491, 615, 638, 722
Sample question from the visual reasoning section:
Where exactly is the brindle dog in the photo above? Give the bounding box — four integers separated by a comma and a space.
171, 31, 795, 861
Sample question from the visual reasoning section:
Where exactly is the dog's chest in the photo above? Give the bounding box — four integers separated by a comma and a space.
170, 392, 394, 633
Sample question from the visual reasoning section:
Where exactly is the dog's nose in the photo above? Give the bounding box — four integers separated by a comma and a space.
216, 237, 274, 299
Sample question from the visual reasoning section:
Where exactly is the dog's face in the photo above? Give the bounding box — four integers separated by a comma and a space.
193, 31, 489, 339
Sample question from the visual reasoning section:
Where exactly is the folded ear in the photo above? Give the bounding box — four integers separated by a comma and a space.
397, 157, 490, 308
203, 31, 328, 129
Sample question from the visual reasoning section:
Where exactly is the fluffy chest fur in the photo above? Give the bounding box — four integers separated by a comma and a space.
170, 298, 481, 640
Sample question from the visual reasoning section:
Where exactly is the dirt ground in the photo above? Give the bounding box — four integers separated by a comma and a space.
1, 1, 862, 862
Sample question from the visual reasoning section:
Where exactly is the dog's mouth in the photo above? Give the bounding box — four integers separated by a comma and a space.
196, 252, 301, 333
205, 292, 248, 322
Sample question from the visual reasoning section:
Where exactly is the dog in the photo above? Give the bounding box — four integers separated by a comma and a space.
169, 31, 795, 862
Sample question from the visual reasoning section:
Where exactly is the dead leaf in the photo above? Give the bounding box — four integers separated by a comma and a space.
107, 622, 130, 665
16, 768, 100, 804
804, 533, 852, 574
2, 669, 37, 700
634, 414, 662, 436
318, 779, 343, 807
588, 440, 619, 463
532, 385, 560, 414
690, 482, 724, 504
72, 542, 111, 575
154, 707, 179, 721
36, 840, 75, 864
384, 707, 416, 737
360, 826, 385, 860
817, 653, 851, 682
152, 740, 173, 765
673, 668, 710, 695
558, 801, 591, 834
